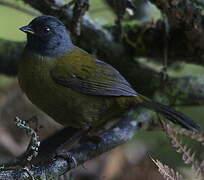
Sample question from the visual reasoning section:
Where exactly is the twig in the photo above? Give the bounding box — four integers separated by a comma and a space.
22, 167, 36, 180
15, 117, 40, 163
0, 117, 40, 179
71, 0, 89, 35
0, 116, 41, 170
0, 0, 39, 16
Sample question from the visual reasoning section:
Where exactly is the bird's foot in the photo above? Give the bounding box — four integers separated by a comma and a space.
54, 127, 91, 168
55, 151, 78, 168
56, 126, 91, 154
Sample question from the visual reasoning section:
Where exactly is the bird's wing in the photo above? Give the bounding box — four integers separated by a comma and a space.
50, 48, 137, 96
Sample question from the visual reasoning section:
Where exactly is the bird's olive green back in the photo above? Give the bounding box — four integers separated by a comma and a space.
51, 47, 138, 97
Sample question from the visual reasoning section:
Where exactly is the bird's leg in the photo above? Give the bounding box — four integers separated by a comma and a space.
55, 126, 91, 164
57, 126, 91, 153
57, 126, 90, 152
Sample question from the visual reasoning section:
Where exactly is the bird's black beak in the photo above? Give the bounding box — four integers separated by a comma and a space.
19, 25, 35, 34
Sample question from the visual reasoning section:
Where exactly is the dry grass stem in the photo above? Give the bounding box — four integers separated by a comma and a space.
173, 127, 204, 146
162, 122, 203, 179
151, 157, 184, 180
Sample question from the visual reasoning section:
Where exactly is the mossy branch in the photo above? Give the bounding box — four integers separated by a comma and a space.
149, 0, 204, 64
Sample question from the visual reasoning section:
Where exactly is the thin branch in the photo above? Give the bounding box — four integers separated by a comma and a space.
0, 0, 39, 16
15, 117, 40, 163
71, 0, 89, 35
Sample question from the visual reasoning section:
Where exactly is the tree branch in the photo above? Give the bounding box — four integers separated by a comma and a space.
0, 0, 39, 16
154, 76, 204, 106
0, 39, 24, 76
148, 0, 204, 64
19, 0, 204, 73
0, 108, 149, 179
103, 0, 204, 64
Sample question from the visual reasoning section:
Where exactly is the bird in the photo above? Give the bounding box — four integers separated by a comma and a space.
18, 15, 200, 134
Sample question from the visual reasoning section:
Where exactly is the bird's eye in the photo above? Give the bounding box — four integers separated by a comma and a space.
43, 26, 50, 33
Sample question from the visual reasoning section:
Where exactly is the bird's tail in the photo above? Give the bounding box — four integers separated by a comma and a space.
134, 94, 201, 132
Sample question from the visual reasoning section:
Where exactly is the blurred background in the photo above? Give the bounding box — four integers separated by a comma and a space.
0, 0, 204, 179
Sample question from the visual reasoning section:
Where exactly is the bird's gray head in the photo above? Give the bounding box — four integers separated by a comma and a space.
20, 15, 74, 58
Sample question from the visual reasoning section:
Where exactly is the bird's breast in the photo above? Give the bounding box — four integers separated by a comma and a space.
18, 55, 73, 125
